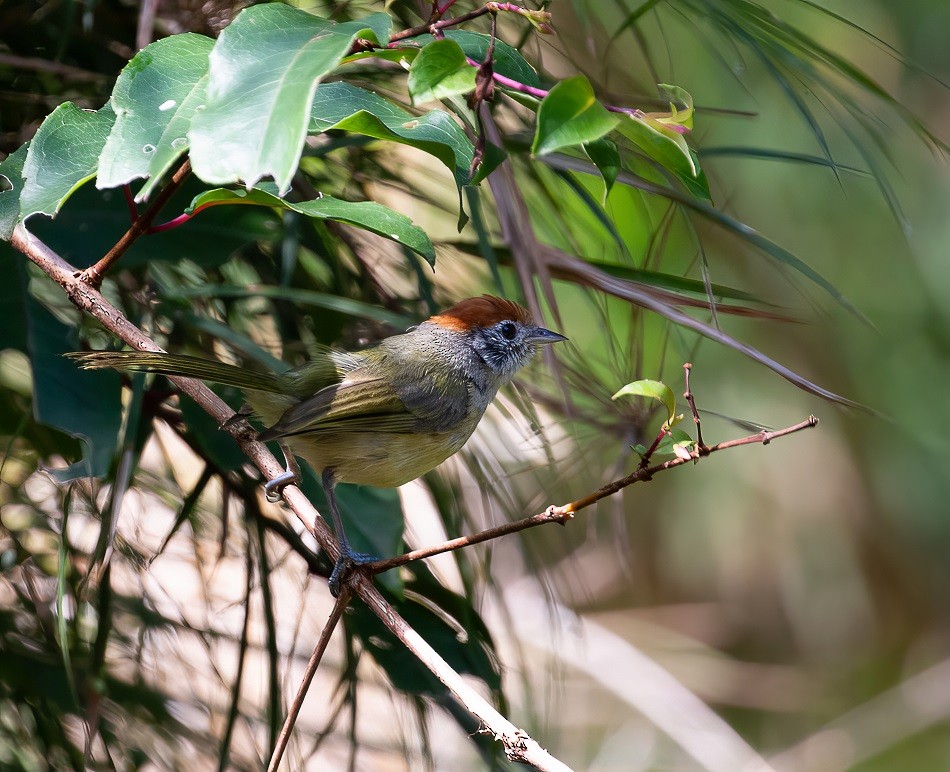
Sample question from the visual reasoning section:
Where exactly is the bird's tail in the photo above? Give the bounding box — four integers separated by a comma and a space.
66, 351, 286, 394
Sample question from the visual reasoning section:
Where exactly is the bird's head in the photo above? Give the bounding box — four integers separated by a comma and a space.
428, 295, 567, 380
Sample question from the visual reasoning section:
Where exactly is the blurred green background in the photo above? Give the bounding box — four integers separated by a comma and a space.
1, 0, 949, 769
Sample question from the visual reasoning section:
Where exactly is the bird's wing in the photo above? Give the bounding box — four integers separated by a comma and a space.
257, 375, 419, 440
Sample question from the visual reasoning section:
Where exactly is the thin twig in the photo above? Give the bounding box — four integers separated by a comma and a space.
268, 589, 352, 772
10, 223, 572, 772
368, 416, 819, 574
390, 2, 547, 43
79, 159, 191, 288
683, 362, 708, 452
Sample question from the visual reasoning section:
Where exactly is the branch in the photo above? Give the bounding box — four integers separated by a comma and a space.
79, 159, 192, 289
268, 589, 352, 772
368, 416, 819, 574
9, 223, 571, 772
389, 2, 550, 44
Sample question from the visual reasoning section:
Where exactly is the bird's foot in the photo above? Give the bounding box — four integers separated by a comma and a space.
328, 547, 379, 597
264, 470, 297, 502
264, 443, 301, 502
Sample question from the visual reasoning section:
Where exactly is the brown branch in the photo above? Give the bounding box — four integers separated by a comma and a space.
79, 159, 192, 289
9, 223, 571, 772
389, 2, 549, 44
268, 589, 352, 772
0, 53, 108, 83
683, 362, 708, 452
369, 416, 819, 574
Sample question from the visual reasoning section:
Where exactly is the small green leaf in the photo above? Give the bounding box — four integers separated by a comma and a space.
617, 85, 711, 200
612, 379, 677, 427
408, 39, 476, 104
443, 30, 540, 87
97, 34, 214, 191
0, 142, 28, 240
584, 137, 621, 200
532, 75, 620, 156
20, 102, 116, 223
189, 5, 392, 193
187, 187, 435, 264
656, 429, 697, 460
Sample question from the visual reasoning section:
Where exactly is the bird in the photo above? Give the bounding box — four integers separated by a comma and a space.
68, 295, 567, 594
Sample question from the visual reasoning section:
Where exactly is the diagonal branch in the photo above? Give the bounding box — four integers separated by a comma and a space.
368, 415, 819, 575
79, 159, 192, 289
268, 589, 352, 772
9, 222, 572, 772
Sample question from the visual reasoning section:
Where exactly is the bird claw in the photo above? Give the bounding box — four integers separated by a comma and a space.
328, 548, 378, 597
264, 470, 297, 502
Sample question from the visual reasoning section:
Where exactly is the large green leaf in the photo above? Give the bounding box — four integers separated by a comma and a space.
309, 82, 498, 187
187, 187, 435, 264
6, 252, 123, 480
97, 34, 214, 192
532, 75, 620, 155
407, 39, 476, 104
188, 5, 391, 194
19, 102, 116, 223
0, 143, 28, 240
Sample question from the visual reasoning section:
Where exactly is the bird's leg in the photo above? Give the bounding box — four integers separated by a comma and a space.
322, 468, 379, 597
264, 443, 300, 502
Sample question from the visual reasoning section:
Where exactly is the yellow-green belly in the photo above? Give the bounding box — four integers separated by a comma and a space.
283, 427, 474, 487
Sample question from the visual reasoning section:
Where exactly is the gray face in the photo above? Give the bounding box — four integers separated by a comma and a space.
472, 319, 567, 379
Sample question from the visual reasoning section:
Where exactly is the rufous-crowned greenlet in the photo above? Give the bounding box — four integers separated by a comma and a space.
69, 295, 567, 593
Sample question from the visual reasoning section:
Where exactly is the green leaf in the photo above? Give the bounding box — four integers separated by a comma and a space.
187, 187, 435, 264
617, 85, 711, 200
443, 30, 540, 87
584, 137, 621, 200
532, 75, 620, 156
656, 429, 697, 460
189, 5, 392, 194
97, 34, 214, 192
612, 379, 677, 427
0, 143, 28, 240
20, 266, 122, 480
408, 39, 476, 104
310, 81, 500, 187
19, 102, 116, 223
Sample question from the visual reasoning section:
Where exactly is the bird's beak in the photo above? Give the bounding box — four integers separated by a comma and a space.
526, 326, 568, 345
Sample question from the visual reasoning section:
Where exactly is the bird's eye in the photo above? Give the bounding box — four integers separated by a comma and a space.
500, 321, 517, 340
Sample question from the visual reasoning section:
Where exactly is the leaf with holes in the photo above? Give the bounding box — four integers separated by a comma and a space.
98, 34, 214, 193
189, 5, 391, 193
